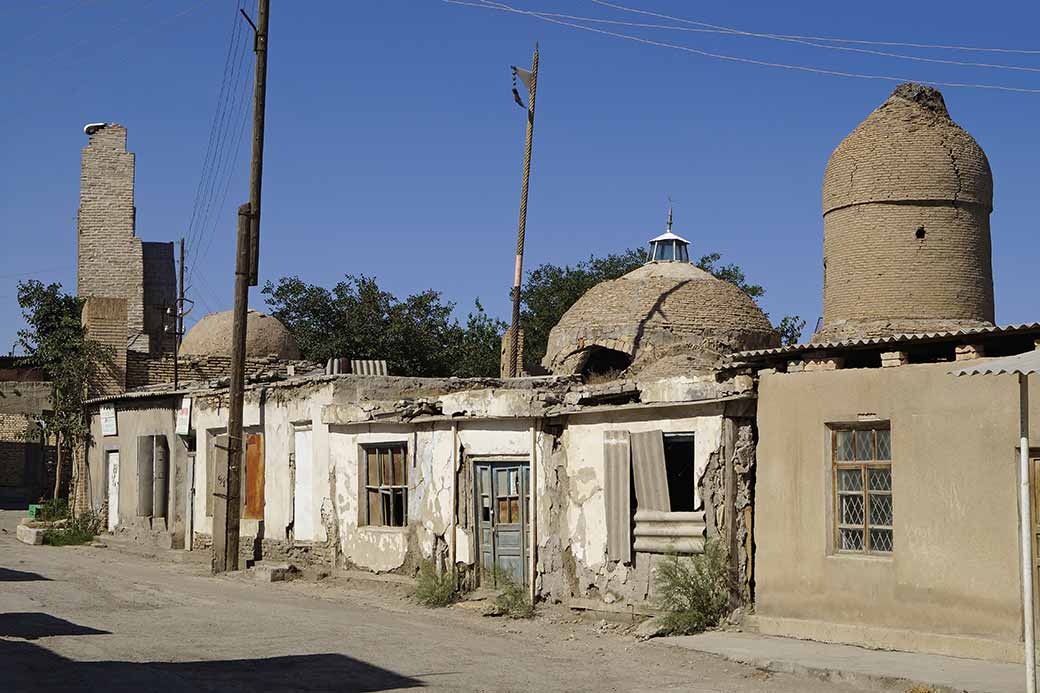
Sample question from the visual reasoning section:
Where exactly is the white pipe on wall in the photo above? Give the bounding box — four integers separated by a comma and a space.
529, 421, 538, 603
449, 421, 458, 572
1020, 373, 1036, 693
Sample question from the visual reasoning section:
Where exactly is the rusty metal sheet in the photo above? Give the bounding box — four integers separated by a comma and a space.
603, 430, 632, 564
243, 433, 265, 520
631, 430, 670, 513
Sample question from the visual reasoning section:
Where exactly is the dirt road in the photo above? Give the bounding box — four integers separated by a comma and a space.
0, 510, 895, 692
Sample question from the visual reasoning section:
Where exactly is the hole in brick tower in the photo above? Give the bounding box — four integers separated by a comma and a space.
663, 433, 696, 512
915, 226, 926, 239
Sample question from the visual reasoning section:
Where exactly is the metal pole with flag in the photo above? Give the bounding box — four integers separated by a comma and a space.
508, 44, 539, 378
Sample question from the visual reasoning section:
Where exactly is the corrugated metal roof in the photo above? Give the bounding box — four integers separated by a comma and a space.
730, 323, 1040, 361
952, 349, 1040, 377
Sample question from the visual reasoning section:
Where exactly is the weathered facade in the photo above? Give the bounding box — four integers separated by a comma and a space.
86, 369, 757, 608
739, 326, 1040, 662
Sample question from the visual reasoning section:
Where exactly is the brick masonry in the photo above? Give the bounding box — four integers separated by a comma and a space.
543, 261, 779, 375
816, 84, 994, 341
77, 124, 175, 356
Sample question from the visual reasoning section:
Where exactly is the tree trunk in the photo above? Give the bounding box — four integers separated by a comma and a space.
53, 433, 62, 500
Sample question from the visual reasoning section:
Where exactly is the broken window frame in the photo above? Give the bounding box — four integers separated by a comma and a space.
831, 424, 893, 556
362, 443, 408, 528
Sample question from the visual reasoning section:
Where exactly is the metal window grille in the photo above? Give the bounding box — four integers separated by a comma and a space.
832, 426, 892, 555
363, 444, 408, 527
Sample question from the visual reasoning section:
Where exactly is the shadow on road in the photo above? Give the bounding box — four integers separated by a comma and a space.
0, 567, 50, 582
0, 612, 108, 639
1, 620, 424, 692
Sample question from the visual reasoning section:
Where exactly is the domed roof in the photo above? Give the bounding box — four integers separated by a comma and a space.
542, 261, 778, 376
822, 83, 992, 215
180, 310, 300, 360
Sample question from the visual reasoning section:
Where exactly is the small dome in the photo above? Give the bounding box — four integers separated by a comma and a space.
180, 310, 300, 360
543, 261, 778, 376
823, 83, 992, 214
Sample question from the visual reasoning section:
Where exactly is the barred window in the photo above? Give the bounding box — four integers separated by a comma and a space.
832, 426, 892, 554
363, 444, 407, 527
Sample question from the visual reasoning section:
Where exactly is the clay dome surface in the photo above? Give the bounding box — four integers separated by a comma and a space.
542, 261, 778, 376
822, 83, 992, 214
180, 310, 301, 360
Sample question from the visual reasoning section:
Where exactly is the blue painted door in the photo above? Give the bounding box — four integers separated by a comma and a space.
476, 461, 529, 586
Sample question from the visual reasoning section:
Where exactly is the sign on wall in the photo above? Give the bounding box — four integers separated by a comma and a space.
176, 397, 193, 436
100, 405, 117, 437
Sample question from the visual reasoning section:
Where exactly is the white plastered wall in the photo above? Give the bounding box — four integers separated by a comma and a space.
557, 405, 724, 571
191, 383, 335, 543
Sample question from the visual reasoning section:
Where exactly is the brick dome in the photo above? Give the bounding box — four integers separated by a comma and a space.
180, 310, 300, 360
815, 83, 995, 342
542, 261, 778, 376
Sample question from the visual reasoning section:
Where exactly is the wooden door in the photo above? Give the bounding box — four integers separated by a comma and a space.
475, 461, 529, 586
243, 433, 265, 520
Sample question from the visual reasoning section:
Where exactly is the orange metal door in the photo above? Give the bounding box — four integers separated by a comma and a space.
244, 433, 265, 520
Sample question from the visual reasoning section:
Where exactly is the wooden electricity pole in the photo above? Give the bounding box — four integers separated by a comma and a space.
174, 237, 184, 390
215, 0, 270, 574
508, 44, 539, 379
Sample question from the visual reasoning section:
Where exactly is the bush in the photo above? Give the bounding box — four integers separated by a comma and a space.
36, 498, 69, 522
492, 569, 534, 619
415, 561, 461, 607
43, 511, 101, 547
653, 540, 731, 635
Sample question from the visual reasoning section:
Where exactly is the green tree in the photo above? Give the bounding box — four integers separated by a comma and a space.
262, 275, 505, 378
17, 281, 112, 501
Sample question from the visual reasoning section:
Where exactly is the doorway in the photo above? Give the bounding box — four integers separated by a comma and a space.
105, 450, 119, 532
475, 460, 529, 586
292, 426, 316, 541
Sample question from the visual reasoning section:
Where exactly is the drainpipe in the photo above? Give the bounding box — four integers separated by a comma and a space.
1019, 374, 1036, 693
449, 421, 458, 573
529, 420, 539, 602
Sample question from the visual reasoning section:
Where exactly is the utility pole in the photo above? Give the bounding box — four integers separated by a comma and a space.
508, 44, 539, 378
174, 238, 184, 390
215, 0, 270, 574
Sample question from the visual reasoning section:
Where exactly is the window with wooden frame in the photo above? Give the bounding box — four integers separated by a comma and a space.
832, 425, 892, 554
362, 444, 407, 527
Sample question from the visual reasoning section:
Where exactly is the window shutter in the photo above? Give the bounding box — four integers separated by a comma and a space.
603, 431, 632, 563
631, 430, 670, 512
207, 433, 228, 517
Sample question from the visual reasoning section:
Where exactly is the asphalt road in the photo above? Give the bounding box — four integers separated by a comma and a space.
0, 510, 894, 692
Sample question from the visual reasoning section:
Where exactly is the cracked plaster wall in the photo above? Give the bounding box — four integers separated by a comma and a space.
538, 406, 725, 606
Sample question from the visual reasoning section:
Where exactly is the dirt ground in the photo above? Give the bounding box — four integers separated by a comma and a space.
0, 510, 902, 692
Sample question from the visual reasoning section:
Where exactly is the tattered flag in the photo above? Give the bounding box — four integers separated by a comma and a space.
511, 65, 530, 109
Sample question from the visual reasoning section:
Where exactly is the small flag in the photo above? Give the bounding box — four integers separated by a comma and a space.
511, 65, 531, 109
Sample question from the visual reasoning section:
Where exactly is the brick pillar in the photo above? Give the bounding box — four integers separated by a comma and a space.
77, 124, 149, 353
82, 297, 128, 396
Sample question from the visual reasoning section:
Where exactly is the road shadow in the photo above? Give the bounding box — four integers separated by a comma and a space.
1, 638, 424, 692
0, 567, 50, 581
0, 612, 109, 639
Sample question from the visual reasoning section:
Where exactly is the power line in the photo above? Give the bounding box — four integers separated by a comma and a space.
183, 1, 246, 272
589, 0, 1040, 56
184, 1, 253, 288
504, 3, 1040, 74
447, 0, 1040, 94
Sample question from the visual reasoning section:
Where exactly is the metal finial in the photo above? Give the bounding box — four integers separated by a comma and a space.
666, 196, 673, 232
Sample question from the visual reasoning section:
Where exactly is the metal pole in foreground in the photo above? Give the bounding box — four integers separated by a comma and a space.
508, 44, 539, 378
1020, 373, 1036, 693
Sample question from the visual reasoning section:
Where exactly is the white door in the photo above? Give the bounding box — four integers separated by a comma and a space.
106, 450, 120, 531
293, 427, 316, 541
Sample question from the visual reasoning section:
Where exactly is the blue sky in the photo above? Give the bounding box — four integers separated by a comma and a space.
1, 0, 1038, 352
